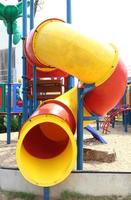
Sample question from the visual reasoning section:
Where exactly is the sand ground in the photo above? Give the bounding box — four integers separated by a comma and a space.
0, 124, 131, 172
83, 124, 131, 171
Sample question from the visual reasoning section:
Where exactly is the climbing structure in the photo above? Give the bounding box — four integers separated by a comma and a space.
16, 18, 127, 187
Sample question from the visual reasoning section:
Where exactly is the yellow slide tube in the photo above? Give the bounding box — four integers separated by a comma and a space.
16, 87, 91, 187
17, 18, 120, 188
56, 87, 91, 126
32, 19, 118, 86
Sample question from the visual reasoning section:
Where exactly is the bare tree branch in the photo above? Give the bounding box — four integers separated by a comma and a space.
35, 0, 45, 15
17, 0, 44, 16
34, 0, 39, 14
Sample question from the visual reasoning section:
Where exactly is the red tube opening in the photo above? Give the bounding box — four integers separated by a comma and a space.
32, 100, 76, 134
23, 122, 69, 159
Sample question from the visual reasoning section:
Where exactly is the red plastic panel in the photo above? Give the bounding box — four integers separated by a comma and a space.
26, 58, 68, 79
84, 60, 127, 116
32, 100, 76, 134
25, 28, 42, 68
23, 124, 68, 159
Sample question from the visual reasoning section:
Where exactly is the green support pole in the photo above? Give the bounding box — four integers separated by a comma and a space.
0, 83, 6, 112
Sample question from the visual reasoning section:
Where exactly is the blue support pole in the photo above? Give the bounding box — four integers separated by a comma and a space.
112, 117, 115, 128
77, 84, 96, 169
30, 0, 34, 30
7, 33, 12, 144
83, 116, 99, 121
29, 98, 33, 115
30, 0, 38, 111
28, 0, 34, 116
67, 0, 72, 23
33, 65, 38, 110
124, 110, 128, 132
22, 0, 28, 122
77, 87, 84, 170
123, 89, 128, 132
66, 0, 74, 89
29, 0, 35, 115
43, 188, 50, 200
18, 113, 22, 131
96, 119, 99, 130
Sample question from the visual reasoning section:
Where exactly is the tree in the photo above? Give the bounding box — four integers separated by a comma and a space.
34, 0, 45, 14
17, 0, 44, 15
34, 0, 40, 14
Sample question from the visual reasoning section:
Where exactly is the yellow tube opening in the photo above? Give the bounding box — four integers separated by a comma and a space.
16, 115, 77, 187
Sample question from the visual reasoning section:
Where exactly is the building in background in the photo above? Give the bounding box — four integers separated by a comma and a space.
0, 48, 16, 83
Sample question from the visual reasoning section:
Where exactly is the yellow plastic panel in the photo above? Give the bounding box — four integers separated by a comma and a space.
57, 87, 92, 126
33, 19, 118, 86
16, 115, 77, 187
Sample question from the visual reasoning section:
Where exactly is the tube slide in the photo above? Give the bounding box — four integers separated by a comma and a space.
16, 18, 127, 187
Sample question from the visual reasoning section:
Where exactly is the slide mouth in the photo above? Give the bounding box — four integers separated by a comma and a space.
25, 18, 65, 72
23, 121, 69, 159
16, 115, 77, 187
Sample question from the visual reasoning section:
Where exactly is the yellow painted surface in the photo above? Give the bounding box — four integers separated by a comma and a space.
33, 19, 118, 86
57, 87, 92, 126
16, 115, 77, 187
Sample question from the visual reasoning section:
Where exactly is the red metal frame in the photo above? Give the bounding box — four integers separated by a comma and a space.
101, 106, 131, 134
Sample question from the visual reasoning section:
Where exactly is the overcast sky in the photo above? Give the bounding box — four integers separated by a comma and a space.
35, 0, 131, 70
1, 0, 131, 71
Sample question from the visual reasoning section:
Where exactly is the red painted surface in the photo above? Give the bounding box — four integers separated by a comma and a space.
84, 60, 127, 116
23, 124, 68, 159
26, 60, 68, 79
23, 99, 76, 159
32, 99, 76, 134
0, 87, 2, 107
25, 28, 43, 68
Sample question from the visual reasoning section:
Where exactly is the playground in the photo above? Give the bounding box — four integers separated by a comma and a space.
0, 0, 131, 200
0, 125, 131, 171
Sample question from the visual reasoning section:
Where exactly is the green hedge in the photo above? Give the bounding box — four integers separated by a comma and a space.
0, 116, 19, 133
0, 116, 6, 133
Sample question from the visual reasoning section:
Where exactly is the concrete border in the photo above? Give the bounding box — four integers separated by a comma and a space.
0, 168, 131, 198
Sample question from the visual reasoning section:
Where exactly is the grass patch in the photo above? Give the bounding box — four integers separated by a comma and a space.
59, 191, 131, 200
1, 190, 131, 200
1, 190, 37, 200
